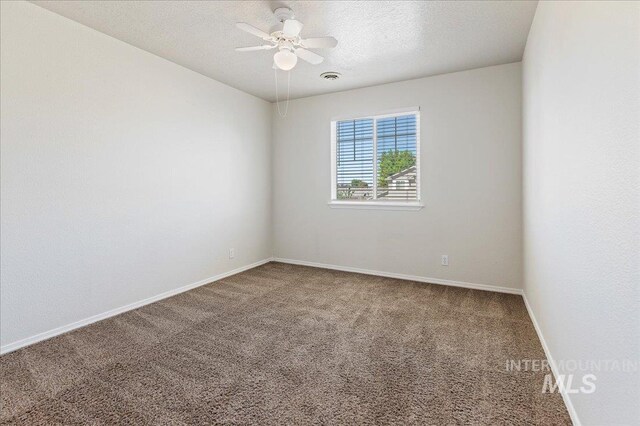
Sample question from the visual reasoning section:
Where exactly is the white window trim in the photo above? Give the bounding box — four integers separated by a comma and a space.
327, 200, 423, 211
330, 108, 423, 210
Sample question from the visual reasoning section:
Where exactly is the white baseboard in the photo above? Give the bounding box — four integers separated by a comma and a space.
272, 257, 523, 295
522, 293, 581, 426
0, 258, 274, 355
1, 255, 578, 424
2, 257, 518, 355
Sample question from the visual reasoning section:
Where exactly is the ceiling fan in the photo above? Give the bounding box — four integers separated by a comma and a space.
235, 7, 338, 71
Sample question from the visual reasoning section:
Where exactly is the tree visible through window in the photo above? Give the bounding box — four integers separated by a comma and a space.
333, 111, 419, 202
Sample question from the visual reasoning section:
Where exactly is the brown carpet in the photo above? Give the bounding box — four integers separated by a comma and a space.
1, 262, 570, 425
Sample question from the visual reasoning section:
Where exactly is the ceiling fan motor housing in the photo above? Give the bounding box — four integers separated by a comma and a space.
270, 31, 293, 48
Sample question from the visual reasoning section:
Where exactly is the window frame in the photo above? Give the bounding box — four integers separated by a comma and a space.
329, 108, 423, 211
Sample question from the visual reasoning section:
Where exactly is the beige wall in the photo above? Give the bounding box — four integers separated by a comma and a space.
522, 2, 640, 424
272, 63, 523, 290
0, 2, 272, 349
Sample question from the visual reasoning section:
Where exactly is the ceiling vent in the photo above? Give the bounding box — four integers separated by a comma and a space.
320, 72, 341, 80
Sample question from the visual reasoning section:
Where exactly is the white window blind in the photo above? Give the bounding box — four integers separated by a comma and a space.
336, 118, 375, 200
333, 111, 420, 204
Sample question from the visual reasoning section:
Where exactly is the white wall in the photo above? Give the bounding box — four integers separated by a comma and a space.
0, 1, 272, 350
522, 2, 640, 424
272, 63, 523, 290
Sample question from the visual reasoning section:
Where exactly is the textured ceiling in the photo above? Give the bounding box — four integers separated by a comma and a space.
31, 1, 538, 102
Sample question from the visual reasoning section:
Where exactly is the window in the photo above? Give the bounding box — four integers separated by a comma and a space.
330, 109, 421, 210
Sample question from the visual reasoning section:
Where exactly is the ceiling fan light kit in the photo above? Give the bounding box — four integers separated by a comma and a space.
274, 49, 297, 71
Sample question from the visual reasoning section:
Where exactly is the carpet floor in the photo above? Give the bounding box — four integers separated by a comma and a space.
1, 262, 570, 425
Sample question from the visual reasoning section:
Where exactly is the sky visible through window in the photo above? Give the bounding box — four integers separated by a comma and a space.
336, 114, 417, 187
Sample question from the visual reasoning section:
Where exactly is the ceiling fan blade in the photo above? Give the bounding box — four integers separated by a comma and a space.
236, 22, 271, 40
299, 37, 338, 49
294, 48, 324, 65
283, 19, 303, 37
235, 45, 276, 52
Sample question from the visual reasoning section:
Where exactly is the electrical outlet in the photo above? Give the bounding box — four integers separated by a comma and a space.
229, 248, 235, 259
441, 255, 449, 266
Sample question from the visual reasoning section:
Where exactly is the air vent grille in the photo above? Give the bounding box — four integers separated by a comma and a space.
320, 72, 341, 80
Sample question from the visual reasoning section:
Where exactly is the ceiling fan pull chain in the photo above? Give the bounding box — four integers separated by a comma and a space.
275, 68, 291, 118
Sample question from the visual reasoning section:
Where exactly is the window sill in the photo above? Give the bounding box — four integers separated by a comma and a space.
328, 201, 424, 211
